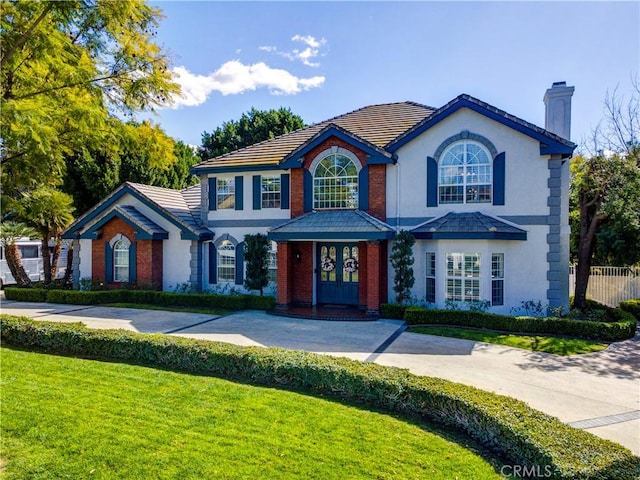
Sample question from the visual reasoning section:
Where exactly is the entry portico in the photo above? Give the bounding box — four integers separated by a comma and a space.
268, 210, 394, 315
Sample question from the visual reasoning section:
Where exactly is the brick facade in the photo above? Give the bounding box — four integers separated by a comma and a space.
91, 216, 163, 289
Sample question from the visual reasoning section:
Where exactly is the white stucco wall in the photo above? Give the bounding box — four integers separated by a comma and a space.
387, 108, 549, 225
206, 170, 291, 222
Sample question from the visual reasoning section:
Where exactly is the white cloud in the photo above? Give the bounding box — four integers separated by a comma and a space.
259, 34, 327, 67
168, 61, 325, 108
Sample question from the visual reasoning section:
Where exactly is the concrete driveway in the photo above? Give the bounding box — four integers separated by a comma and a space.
2, 298, 638, 455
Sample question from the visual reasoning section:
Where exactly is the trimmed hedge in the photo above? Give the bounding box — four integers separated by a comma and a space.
1, 315, 638, 480
404, 307, 636, 342
620, 300, 640, 321
4, 287, 49, 302
5, 288, 275, 311
380, 303, 407, 319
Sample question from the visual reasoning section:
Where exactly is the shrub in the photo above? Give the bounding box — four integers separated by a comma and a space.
1, 315, 638, 480
380, 303, 407, 319
619, 300, 640, 321
403, 307, 636, 342
47, 290, 128, 305
3, 287, 48, 302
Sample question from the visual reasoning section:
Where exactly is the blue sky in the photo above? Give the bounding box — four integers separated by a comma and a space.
147, 1, 639, 150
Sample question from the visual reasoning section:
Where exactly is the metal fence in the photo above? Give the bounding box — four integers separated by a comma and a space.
569, 266, 640, 307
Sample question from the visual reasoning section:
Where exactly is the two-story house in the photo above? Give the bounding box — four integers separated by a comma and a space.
63, 82, 576, 315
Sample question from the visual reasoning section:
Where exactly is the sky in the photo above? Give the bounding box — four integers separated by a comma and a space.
145, 1, 640, 150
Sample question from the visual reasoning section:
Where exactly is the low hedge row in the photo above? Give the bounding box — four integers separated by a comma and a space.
403, 307, 636, 342
620, 299, 640, 321
1, 315, 638, 480
4, 287, 275, 311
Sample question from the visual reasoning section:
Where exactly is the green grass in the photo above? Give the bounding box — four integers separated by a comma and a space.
104, 302, 229, 316
408, 326, 609, 355
1, 347, 503, 479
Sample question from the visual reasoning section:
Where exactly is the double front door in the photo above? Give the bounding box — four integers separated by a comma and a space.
317, 242, 359, 305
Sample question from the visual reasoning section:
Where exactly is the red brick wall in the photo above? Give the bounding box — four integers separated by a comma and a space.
91, 215, 163, 289
291, 242, 313, 305
276, 241, 292, 307
368, 164, 387, 221
358, 242, 368, 309
289, 137, 388, 220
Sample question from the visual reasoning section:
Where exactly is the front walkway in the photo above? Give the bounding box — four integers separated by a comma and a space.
2, 298, 638, 455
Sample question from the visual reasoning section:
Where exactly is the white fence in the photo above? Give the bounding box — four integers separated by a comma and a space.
569, 266, 640, 307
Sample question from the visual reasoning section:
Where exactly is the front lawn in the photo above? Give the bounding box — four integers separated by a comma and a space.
1, 347, 503, 479
409, 325, 609, 355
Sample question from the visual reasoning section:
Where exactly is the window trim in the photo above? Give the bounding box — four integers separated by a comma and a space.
438, 140, 493, 205
113, 238, 131, 283
309, 147, 362, 210
217, 239, 236, 283
445, 252, 481, 303
425, 252, 436, 303
261, 175, 281, 209
491, 253, 505, 306
216, 177, 235, 209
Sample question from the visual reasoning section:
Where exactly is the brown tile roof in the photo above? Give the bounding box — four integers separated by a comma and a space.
194, 101, 436, 170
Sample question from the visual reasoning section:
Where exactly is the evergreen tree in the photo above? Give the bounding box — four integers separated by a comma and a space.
244, 233, 270, 295
389, 230, 416, 304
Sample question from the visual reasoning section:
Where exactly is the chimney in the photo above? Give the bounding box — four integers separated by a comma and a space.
543, 81, 574, 141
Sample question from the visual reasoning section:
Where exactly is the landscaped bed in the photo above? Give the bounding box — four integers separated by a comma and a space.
2, 315, 639, 479
1, 347, 503, 479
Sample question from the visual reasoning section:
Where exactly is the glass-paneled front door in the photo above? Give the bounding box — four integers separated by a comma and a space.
317, 243, 359, 305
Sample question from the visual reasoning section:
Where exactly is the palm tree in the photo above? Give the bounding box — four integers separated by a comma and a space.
0, 221, 38, 287
21, 187, 75, 284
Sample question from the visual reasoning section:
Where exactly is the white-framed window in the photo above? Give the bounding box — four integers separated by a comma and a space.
267, 241, 278, 283
491, 253, 504, 306
217, 240, 235, 282
217, 177, 235, 209
446, 253, 480, 302
425, 252, 436, 303
313, 154, 358, 209
439, 141, 492, 204
113, 238, 130, 283
261, 175, 281, 209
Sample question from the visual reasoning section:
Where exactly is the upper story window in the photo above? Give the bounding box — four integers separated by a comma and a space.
261, 175, 281, 209
439, 141, 492, 204
313, 154, 358, 209
217, 177, 235, 209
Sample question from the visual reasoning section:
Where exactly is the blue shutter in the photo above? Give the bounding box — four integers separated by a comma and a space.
128, 242, 137, 284
253, 175, 261, 210
209, 243, 217, 284
208, 177, 217, 211
235, 241, 244, 285
303, 170, 313, 212
105, 242, 113, 283
235, 176, 244, 210
280, 173, 290, 209
427, 157, 438, 207
358, 165, 369, 210
493, 152, 505, 206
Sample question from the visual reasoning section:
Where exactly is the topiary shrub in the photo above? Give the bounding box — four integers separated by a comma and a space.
1, 314, 638, 480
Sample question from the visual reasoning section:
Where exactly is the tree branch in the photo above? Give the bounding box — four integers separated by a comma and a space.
0, 3, 54, 69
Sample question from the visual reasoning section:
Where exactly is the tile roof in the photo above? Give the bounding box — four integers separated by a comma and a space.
268, 210, 395, 240
115, 205, 168, 236
411, 212, 527, 240
126, 182, 209, 237
194, 102, 436, 170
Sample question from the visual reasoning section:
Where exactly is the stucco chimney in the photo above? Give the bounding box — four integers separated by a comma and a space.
543, 81, 574, 141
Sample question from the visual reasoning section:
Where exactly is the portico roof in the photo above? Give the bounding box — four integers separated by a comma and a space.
268, 210, 396, 241
411, 212, 527, 240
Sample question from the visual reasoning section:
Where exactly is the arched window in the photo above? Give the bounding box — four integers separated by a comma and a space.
313, 154, 359, 209
113, 238, 130, 282
267, 241, 277, 283
439, 141, 492, 204
217, 240, 235, 282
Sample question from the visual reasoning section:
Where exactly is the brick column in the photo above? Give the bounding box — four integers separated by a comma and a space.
366, 240, 381, 316
276, 241, 292, 308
